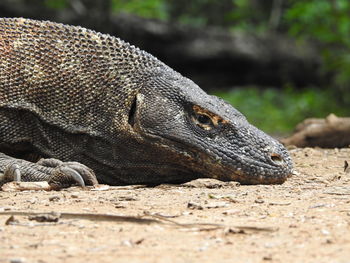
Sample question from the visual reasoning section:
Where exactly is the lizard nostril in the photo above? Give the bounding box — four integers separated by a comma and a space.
270, 153, 284, 165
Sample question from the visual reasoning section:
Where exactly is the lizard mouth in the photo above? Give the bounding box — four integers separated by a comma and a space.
196, 158, 292, 185
160, 138, 292, 184
139, 128, 293, 185
228, 170, 292, 184
211, 154, 293, 185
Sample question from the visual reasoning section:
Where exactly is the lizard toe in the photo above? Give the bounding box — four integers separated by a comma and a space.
49, 162, 98, 189
37, 158, 63, 168
49, 166, 85, 189
61, 162, 98, 186
4, 163, 21, 182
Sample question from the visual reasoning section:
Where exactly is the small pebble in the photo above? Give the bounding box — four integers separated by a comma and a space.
187, 202, 203, 210
49, 196, 60, 202
255, 199, 265, 204
121, 240, 133, 247
321, 229, 330, 235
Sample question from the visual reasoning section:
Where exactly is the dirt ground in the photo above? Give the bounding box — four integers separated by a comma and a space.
1, 147, 350, 263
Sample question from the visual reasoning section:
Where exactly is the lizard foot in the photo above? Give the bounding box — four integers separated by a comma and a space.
0, 153, 98, 190
38, 158, 98, 189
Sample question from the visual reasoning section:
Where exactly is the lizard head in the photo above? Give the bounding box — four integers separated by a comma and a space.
129, 67, 293, 184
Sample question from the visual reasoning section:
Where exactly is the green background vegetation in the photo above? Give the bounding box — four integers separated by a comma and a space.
45, 0, 350, 134
215, 87, 347, 133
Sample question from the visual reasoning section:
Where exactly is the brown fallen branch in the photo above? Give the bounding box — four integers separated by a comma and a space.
0, 211, 158, 224
145, 212, 276, 232
281, 114, 350, 148
0, 211, 276, 233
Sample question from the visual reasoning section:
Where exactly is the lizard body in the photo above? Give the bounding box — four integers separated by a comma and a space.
0, 18, 292, 188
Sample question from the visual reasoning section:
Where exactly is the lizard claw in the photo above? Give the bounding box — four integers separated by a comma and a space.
50, 166, 86, 188
40, 159, 98, 189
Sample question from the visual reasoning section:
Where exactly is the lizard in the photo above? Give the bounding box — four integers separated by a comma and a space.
0, 18, 293, 189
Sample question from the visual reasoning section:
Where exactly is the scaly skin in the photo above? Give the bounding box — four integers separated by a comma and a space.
0, 18, 293, 188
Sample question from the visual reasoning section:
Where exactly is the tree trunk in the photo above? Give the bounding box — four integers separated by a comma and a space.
282, 114, 350, 148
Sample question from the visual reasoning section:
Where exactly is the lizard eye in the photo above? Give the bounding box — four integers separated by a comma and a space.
191, 105, 228, 131
194, 113, 214, 130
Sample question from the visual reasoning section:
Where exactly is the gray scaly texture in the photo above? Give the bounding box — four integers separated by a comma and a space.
0, 18, 293, 188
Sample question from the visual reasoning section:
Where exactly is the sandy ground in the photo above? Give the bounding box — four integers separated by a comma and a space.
1, 147, 350, 263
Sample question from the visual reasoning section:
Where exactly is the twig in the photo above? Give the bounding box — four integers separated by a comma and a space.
144, 211, 276, 232
0, 211, 277, 232
0, 211, 158, 224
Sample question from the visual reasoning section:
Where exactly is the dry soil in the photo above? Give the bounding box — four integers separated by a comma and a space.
1, 147, 350, 263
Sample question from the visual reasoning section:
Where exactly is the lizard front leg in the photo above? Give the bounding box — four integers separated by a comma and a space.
0, 153, 98, 189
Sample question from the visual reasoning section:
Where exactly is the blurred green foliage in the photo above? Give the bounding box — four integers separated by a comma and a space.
215, 87, 347, 134
111, 0, 168, 20
44, 0, 68, 9
228, 0, 274, 32
111, 0, 234, 26
285, 0, 350, 101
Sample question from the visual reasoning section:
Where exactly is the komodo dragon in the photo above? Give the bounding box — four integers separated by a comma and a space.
0, 18, 293, 189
